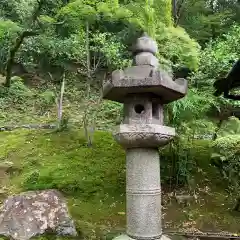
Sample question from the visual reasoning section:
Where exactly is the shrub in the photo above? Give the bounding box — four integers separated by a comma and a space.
211, 134, 240, 193
160, 137, 212, 187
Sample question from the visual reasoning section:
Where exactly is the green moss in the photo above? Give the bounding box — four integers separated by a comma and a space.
0, 128, 126, 237
1, 129, 240, 235
0, 237, 8, 240
190, 139, 212, 164
30, 234, 79, 240
0, 129, 125, 199
0, 130, 28, 159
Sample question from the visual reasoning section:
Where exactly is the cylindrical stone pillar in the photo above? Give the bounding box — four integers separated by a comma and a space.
126, 148, 161, 239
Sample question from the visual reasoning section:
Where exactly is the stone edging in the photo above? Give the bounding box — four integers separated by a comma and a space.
0, 123, 56, 132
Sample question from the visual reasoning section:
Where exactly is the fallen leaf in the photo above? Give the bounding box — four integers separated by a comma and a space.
117, 212, 125, 215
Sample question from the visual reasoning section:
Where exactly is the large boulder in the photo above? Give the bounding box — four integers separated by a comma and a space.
0, 189, 77, 240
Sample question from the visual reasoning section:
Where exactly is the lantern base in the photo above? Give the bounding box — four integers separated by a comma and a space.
113, 234, 171, 240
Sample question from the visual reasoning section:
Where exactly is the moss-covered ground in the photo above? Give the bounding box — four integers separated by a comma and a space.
0, 129, 240, 239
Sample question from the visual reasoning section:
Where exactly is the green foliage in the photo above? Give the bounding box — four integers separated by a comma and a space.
0, 19, 21, 71
39, 90, 55, 105
153, 0, 172, 26
90, 31, 131, 69
0, 19, 20, 39
1, 127, 215, 196
0, 0, 201, 81
126, 0, 172, 28
1, 126, 240, 233
212, 133, 240, 193
0, 0, 239, 234
123, 0, 200, 69
160, 137, 212, 186
156, 24, 200, 70
0, 77, 35, 110
218, 117, 240, 137
166, 89, 217, 130
178, 0, 240, 44
187, 25, 240, 129
84, 100, 123, 131
57, 0, 97, 28
194, 24, 240, 88
30, 236, 76, 240
213, 135, 240, 154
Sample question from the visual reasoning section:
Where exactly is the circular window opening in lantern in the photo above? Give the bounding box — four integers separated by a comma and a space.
134, 104, 145, 114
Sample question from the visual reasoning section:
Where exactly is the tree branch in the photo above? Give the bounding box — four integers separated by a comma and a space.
4, 31, 39, 87
174, 0, 185, 27
4, 0, 45, 87
32, 0, 45, 24
172, 0, 177, 23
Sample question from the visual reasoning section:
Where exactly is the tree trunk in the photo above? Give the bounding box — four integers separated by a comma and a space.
5, 31, 37, 87
57, 73, 65, 130
83, 20, 93, 147
4, 0, 44, 87
172, 0, 177, 23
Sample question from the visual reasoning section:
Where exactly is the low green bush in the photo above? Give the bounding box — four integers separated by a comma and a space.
160, 137, 212, 186
211, 134, 240, 193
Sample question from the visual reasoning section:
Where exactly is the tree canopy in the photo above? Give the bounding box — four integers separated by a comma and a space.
0, 0, 200, 87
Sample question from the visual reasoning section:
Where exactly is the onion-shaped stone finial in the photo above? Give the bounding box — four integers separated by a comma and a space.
133, 32, 158, 55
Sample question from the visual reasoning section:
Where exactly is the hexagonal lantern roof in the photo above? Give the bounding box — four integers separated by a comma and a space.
103, 33, 188, 104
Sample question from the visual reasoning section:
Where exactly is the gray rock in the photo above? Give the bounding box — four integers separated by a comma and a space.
0, 161, 14, 171
0, 189, 77, 240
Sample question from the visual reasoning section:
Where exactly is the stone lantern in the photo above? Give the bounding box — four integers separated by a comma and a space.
103, 33, 188, 240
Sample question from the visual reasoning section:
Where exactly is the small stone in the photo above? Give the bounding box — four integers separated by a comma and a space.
113, 234, 134, 240
162, 235, 172, 240
0, 161, 14, 171
0, 189, 77, 240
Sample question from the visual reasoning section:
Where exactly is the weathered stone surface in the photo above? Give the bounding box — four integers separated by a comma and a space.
0, 124, 56, 132
0, 189, 77, 240
113, 124, 175, 148
103, 33, 188, 240
113, 234, 172, 240
126, 148, 162, 239
122, 93, 164, 125
0, 161, 15, 187
103, 66, 187, 104
133, 52, 159, 68
0, 161, 14, 172
132, 33, 158, 55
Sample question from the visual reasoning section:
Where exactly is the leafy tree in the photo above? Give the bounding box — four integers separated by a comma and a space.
0, 0, 201, 87
177, 0, 240, 45
192, 25, 240, 92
